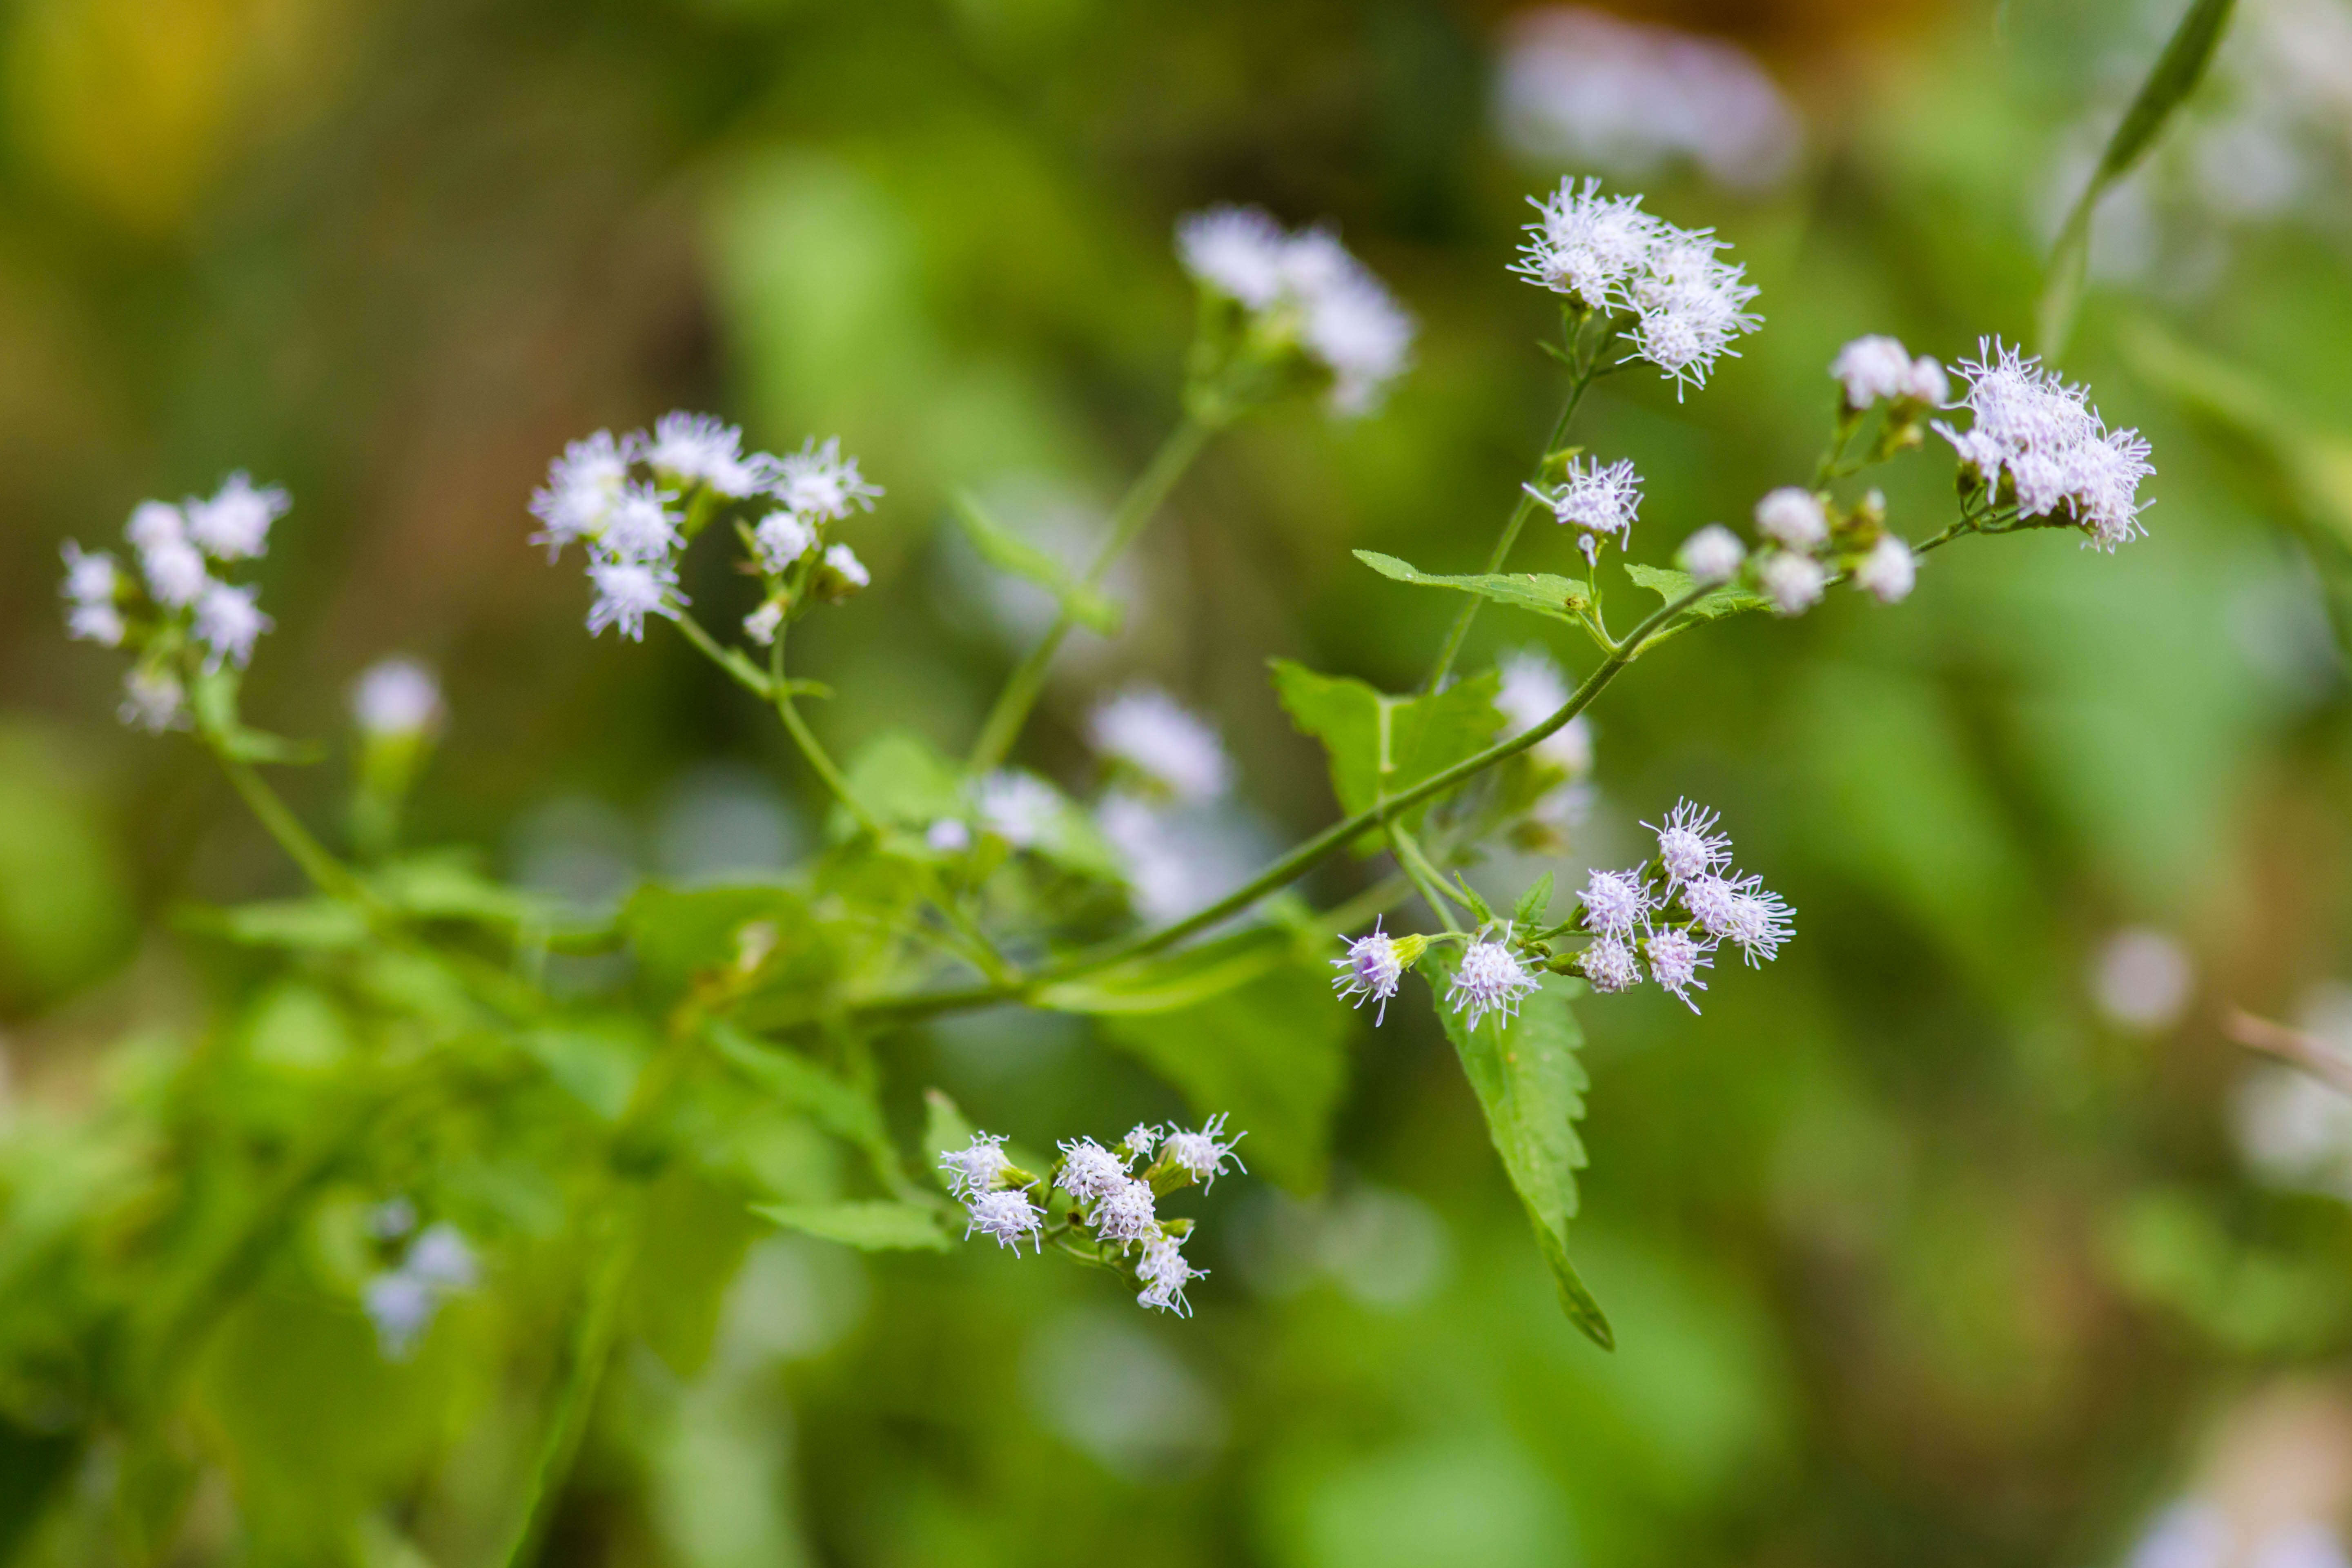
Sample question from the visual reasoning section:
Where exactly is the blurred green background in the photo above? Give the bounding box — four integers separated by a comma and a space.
11, 0, 2352, 1563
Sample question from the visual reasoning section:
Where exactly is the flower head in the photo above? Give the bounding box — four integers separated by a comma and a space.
822, 542, 869, 590
1136, 1230, 1205, 1316
1646, 799, 1731, 888
1644, 927, 1711, 1011
743, 600, 784, 646
1579, 867, 1651, 934
404, 1223, 478, 1290
1087, 687, 1231, 802
753, 510, 816, 573
127, 500, 184, 552
1678, 524, 1746, 585
364, 1271, 436, 1359
1682, 871, 1793, 965
595, 482, 682, 565
1056, 1137, 1132, 1204
185, 472, 287, 561
646, 412, 766, 497
1123, 1123, 1161, 1159
68, 602, 125, 647
1579, 933, 1641, 993
974, 770, 1060, 849
1623, 229, 1761, 395
940, 1131, 1012, 1199
61, 541, 119, 606
1831, 335, 1918, 408
964, 1188, 1045, 1252
1089, 1177, 1161, 1245
1449, 938, 1542, 1029
1495, 651, 1594, 775
193, 581, 271, 671
529, 431, 636, 559
1178, 205, 1289, 309
1333, 921, 1406, 1024
585, 559, 686, 641
1176, 206, 1415, 415
1162, 1114, 1246, 1189
1528, 456, 1641, 562
769, 437, 881, 521
1936, 338, 2151, 549
925, 817, 971, 853
1753, 487, 1828, 550
1512, 178, 1664, 310
352, 658, 442, 738
140, 534, 209, 609
119, 668, 189, 733
1854, 534, 1917, 603
1757, 550, 1826, 617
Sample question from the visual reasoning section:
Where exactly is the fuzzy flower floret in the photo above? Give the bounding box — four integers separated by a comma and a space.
1936, 338, 2152, 550
1495, 651, 1594, 776
1624, 229, 1762, 396
194, 582, 272, 672
770, 437, 882, 521
1678, 524, 1746, 585
1449, 938, 1542, 1029
352, 659, 442, 738
1527, 455, 1641, 563
1512, 177, 1663, 311
1647, 799, 1731, 888
1579, 868, 1651, 934
1162, 1114, 1247, 1190
974, 770, 1060, 849
1177, 206, 1416, 416
1683, 872, 1794, 966
1333, 922, 1406, 1024
1854, 535, 1917, 604
1090, 1177, 1161, 1245
585, 559, 686, 641
596, 482, 682, 566
1829, 335, 1948, 409
529, 431, 637, 559
940, 1132, 1012, 1199
1579, 933, 1641, 993
1644, 927, 1711, 1012
753, 512, 816, 574
120, 668, 189, 734
1056, 1138, 1132, 1204
1087, 687, 1231, 802
1136, 1231, 1205, 1316
1758, 551, 1826, 617
964, 1188, 1045, 1252
1753, 487, 1827, 550
186, 472, 288, 561
646, 412, 766, 497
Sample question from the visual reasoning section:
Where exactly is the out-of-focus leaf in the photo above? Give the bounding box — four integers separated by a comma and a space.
755, 1200, 952, 1251
519, 1020, 652, 1121
629, 1167, 764, 1375
1622, 564, 1767, 624
0, 1417, 78, 1564
1035, 923, 1300, 1016
178, 898, 368, 951
372, 854, 545, 929
621, 882, 825, 1008
0, 725, 135, 1009
949, 489, 1121, 635
1270, 660, 1503, 838
2039, 0, 2237, 353
835, 731, 967, 839
1430, 960, 1610, 1347
1354, 550, 1590, 623
706, 1020, 901, 1184
1096, 958, 1351, 1192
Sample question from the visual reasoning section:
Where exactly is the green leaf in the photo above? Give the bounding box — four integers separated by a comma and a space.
620, 882, 827, 1008
628, 1167, 763, 1375
2040, 0, 2237, 353
1096, 957, 1351, 1192
519, 1020, 653, 1120
1354, 550, 1590, 624
1269, 659, 1504, 839
1429, 959, 1611, 1348
1035, 922, 1298, 1016
704, 1020, 900, 1179
1621, 563, 1767, 623
1512, 871, 1554, 929
177, 898, 368, 951
836, 731, 968, 835
949, 489, 1123, 635
372, 854, 544, 929
754, 1200, 953, 1251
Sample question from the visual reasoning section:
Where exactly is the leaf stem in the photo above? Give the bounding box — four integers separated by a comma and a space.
967, 414, 1214, 774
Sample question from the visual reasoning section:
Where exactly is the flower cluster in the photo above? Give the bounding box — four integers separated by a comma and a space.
1177, 205, 1416, 415
1936, 338, 2153, 550
1526, 455, 1642, 563
351, 657, 444, 740
529, 414, 880, 642
1512, 177, 1761, 393
361, 1209, 479, 1360
1831, 334, 1948, 410
942, 1118, 1244, 1316
59, 475, 288, 734
1572, 799, 1792, 1010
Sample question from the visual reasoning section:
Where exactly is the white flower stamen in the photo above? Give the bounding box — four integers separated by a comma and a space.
1448, 938, 1542, 1029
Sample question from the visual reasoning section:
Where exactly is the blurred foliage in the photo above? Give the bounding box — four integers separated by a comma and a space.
8, 0, 2352, 1565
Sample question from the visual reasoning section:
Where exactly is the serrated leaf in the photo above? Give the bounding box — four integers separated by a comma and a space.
1430, 958, 1610, 1347
1269, 660, 1504, 840
1096, 957, 1351, 1192
1621, 563, 1767, 622
1354, 550, 1590, 624
2040, 0, 2237, 353
1513, 872, 1554, 929
949, 490, 1123, 635
754, 1200, 953, 1252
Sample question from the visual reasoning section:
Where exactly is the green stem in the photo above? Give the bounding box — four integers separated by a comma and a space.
1387, 822, 1465, 935
966, 415, 1213, 774
209, 744, 376, 911
1424, 370, 1593, 694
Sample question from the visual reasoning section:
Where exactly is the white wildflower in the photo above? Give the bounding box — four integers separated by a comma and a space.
1831, 335, 1917, 408
1510, 177, 1664, 309
939, 1132, 1012, 1199
1683, 871, 1793, 965
925, 817, 972, 853
126, 500, 185, 552
964, 1187, 1045, 1252
351, 657, 442, 738
1646, 798, 1731, 888
1162, 1114, 1246, 1189
1644, 927, 1711, 1012
646, 411, 766, 497
1936, 338, 2151, 549
1448, 938, 1541, 1029
1854, 534, 1917, 603
1176, 207, 1415, 415
193, 581, 271, 672
1123, 1123, 1160, 1159
140, 534, 210, 609
1495, 651, 1594, 775
752, 510, 816, 573
185, 472, 287, 561
1089, 1177, 1160, 1245
742, 600, 784, 646
1624, 229, 1760, 394
403, 1223, 478, 1291
1754, 487, 1828, 550
1904, 356, 1949, 405
1136, 1230, 1204, 1316
595, 482, 682, 565
1677, 523, 1746, 585
529, 430, 635, 559
822, 542, 869, 589
68, 602, 124, 647
769, 437, 880, 521
1579, 933, 1641, 993
1758, 550, 1826, 616
974, 770, 1060, 849
1088, 687, 1231, 802
119, 668, 189, 733
364, 1271, 437, 1360
1527, 455, 1641, 562
1579, 867, 1650, 934
1332, 921, 1405, 1025
1056, 1138, 1133, 1204
1178, 205, 1290, 309
61, 542, 118, 606
585, 559, 685, 641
